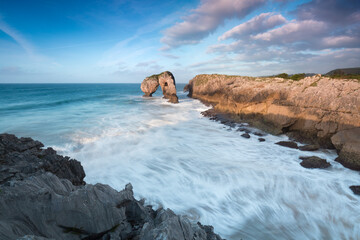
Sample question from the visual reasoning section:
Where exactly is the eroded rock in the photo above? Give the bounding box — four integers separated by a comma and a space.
185, 74, 360, 169
141, 71, 179, 103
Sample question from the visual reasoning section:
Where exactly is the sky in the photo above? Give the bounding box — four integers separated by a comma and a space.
0, 0, 359, 83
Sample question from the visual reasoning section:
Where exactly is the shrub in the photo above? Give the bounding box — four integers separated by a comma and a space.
290, 73, 306, 81
275, 73, 289, 79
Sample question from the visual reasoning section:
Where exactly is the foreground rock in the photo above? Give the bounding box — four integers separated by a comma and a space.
299, 156, 331, 169
0, 134, 222, 240
141, 71, 179, 103
185, 74, 360, 170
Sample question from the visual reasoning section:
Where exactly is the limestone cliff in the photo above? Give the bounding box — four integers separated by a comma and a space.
185, 74, 360, 170
141, 71, 179, 103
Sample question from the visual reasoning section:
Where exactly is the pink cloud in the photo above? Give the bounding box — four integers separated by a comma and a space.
252, 20, 328, 43
219, 12, 287, 41
161, 0, 266, 50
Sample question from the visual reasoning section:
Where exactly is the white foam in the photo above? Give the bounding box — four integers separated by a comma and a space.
58, 97, 360, 240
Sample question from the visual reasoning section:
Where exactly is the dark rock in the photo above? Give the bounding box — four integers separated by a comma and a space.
350, 185, 360, 195
241, 133, 250, 139
254, 132, 265, 137
0, 134, 85, 186
299, 144, 320, 151
258, 138, 266, 142
299, 156, 331, 169
275, 141, 298, 149
0, 134, 224, 240
237, 128, 250, 133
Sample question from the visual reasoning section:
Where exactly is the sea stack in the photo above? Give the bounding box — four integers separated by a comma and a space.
141, 71, 179, 103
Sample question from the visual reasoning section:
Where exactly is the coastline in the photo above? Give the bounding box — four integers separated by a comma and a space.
184, 74, 360, 171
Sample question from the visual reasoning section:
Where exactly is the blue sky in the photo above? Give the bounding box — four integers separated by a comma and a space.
0, 0, 359, 83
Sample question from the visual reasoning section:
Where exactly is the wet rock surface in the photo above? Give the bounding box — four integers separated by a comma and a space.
298, 144, 320, 151
275, 141, 298, 149
241, 133, 250, 139
299, 156, 331, 169
0, 134, 223, 240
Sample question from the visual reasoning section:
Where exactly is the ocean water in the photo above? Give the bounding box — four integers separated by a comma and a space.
1, 83, 359, 240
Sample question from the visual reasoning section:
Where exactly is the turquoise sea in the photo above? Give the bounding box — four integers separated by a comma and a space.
0, 84, 359, 239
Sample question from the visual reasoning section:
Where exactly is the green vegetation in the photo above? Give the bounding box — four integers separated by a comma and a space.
147, 73, 162, 80
327, 74, 360, 81
274, 73, 289, 79
273, 73, 306, 81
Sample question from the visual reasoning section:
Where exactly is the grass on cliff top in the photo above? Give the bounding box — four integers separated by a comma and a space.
194, 74, 256, 86
147, 73, 162, 79
272, 73, 306, 81
326, 74, 360, 81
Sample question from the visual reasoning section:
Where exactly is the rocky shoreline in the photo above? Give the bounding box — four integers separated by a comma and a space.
0, 133, 223, 240
184, 74, 360, 171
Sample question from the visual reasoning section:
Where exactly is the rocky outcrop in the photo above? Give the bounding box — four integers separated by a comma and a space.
0, 134, 223, 240
331, 128, 360, 170
141, 71, 179, 103
0, 134, 85, 186
185, 74, 360, 170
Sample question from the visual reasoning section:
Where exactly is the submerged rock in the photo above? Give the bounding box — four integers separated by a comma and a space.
299, 156, 331, 169
140, 71, 179, 103
0, 134, 223, 240
258, 138, 266, 142
275, 141, 298, 149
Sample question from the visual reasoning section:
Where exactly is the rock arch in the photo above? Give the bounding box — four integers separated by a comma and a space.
140, 71, 179, 103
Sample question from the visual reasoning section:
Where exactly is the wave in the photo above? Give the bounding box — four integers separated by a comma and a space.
0, 94, 111, 112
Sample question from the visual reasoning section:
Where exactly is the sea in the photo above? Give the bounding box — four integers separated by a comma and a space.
0, 83, 359, 240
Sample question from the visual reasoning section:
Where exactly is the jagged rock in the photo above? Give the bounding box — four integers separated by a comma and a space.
0, 134, 85, 186
140, 71, 179, 103
299, 156, 331, 169
0, 134, 223, 240
299, 144, 320, 151
350, 186, 360, 195
275, 141, 298, 149
331, 128, 360, 171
